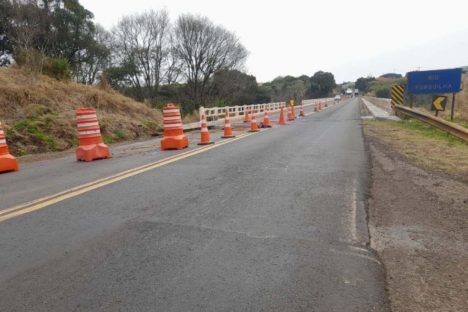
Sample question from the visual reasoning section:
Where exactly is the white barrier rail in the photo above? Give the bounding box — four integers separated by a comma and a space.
183, 98, 334, 130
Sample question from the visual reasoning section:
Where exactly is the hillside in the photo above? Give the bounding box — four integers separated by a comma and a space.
0, 68, 162, 156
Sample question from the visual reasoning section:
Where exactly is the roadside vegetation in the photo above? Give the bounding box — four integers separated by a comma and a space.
355, 74, 405, 99
0, 1, 339, 156
0, 67, 162, 156
0, 1, 336, 113
364, 119, 468, 181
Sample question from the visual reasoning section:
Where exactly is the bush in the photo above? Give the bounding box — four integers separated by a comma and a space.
43, 57, 71, 80
15, 49, 47, 74
375, 87, 391, 98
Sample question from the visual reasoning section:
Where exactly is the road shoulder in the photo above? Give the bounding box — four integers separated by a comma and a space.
363, 120, 468, 311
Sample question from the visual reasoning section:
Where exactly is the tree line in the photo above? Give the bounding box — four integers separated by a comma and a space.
0, 0, 337, 113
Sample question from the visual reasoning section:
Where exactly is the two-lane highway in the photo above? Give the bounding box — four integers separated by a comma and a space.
0, 99, 389, 311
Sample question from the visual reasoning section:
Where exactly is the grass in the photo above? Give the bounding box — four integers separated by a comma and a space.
364, 119, 468, 180
390, 119, 466, 146
0, 67, 163, 156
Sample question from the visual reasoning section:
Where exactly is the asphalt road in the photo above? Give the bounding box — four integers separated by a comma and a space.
0, 99, 389, 311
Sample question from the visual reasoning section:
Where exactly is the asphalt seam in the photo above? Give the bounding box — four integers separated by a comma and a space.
123, 218, 381, 264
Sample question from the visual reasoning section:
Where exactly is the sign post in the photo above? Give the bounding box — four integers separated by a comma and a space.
450, 94, 456, 121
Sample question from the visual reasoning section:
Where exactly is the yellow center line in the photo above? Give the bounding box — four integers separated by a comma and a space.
0, 132, 257, 223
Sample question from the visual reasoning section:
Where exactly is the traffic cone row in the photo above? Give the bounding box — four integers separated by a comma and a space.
1, 101, 312, 175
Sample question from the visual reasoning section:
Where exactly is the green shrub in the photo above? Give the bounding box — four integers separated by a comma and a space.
114, 129, 126, 139
43, 57, 71, 80
375, 87, 391, 98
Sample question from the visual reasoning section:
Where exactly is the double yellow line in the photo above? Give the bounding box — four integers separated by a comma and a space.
0, 133, 256, 223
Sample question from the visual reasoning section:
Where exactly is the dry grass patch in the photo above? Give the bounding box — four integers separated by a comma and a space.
0, 67, 163, 155
364, 119, 468, 181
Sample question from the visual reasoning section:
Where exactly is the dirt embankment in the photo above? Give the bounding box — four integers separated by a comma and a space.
364, 122, 468, 312
0, 67, 163, 156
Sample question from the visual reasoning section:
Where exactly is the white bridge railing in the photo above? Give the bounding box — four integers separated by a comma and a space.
182, 98, 334, 130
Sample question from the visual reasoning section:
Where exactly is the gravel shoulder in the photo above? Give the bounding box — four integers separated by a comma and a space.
364, 121, 468, 312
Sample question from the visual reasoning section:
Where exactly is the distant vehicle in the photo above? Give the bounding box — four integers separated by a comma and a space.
345, 88, 353, 96
354, 89, 359, 96
334, 95, 341, 101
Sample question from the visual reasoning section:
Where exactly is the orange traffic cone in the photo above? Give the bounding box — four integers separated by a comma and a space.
198, 114, 214, 145
262, 110, 272, 128
288, 105, 295, 121
0, 122, 19, 173
278, 106, 287, 125
222, 113, 235, 138
249, 114, 260, 132
244, 108, 251, 123
161, 103, 189, 150
292, 104, 296, 119
299, 104, 305, 117
314, 103, 319, 112
76, 108, 111, 162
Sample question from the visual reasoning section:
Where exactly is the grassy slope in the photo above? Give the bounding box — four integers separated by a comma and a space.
364, 119, 468, 181
0, 68, 162, 156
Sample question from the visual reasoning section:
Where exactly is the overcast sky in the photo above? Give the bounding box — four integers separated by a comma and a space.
80, 0, 468, 83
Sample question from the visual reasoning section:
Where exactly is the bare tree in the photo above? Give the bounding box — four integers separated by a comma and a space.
73, 25, 112, 84
112, 9, 170, 100
173, 14, 248, 111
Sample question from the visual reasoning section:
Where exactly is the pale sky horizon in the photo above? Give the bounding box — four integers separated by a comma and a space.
80, 0, 468, 83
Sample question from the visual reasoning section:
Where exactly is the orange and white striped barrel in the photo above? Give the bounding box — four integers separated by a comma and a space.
161, 103, 189, 150
0, 122, 8, 154
75, 108, 111, 161
0, 121, 19, 172
76, 108, 103, 145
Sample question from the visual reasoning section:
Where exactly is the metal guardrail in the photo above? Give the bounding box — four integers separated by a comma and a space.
394, 105, 468, 142
183, 98, 334, 130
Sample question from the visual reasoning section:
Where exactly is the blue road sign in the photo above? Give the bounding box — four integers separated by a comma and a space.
407, 68, 462, 95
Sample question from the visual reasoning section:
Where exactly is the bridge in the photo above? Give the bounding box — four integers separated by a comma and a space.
0, 98, 389, 311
